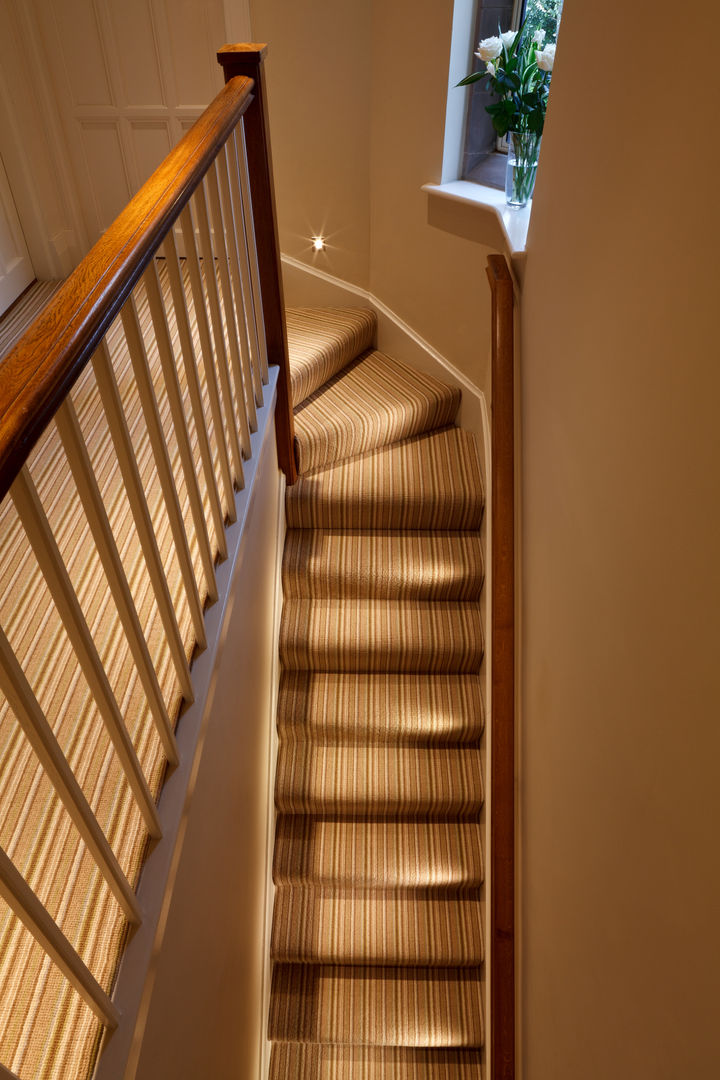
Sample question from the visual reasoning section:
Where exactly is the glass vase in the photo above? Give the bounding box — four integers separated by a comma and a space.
505, 131, 541, 208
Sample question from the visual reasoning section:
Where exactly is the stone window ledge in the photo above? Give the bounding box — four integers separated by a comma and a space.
422, 180, 530, 274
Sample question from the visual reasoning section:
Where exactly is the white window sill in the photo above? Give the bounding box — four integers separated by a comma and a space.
422, 180, 530, 270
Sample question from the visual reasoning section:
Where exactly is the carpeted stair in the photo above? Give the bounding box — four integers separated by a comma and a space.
270, 309, 485, 1078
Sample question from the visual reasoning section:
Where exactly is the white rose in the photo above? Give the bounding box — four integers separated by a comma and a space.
500, 30, 518, 49
533, 29, 546, 46
536, 43, 556, 71
486, 61, 496, 77
475, 36, 502, 61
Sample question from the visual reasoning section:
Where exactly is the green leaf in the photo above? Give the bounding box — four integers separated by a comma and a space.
456, 72, 485, 87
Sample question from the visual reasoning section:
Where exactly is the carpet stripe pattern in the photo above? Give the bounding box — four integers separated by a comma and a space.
277, 673, 484, 745
0, 282, 63, 360
272, 309, 485, 1076
270, 1045, 483, 1080
0, 260, 253, 1080
294, 350, 461, 475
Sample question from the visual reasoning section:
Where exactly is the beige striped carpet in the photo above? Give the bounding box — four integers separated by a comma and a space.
272, 311, 485, 1077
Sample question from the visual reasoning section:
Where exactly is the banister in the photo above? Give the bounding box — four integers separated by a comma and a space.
486, 252, 516, 1080
0, 75, 253, 504
217, 44, 298, 485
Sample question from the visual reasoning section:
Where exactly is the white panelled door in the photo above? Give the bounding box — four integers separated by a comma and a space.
0, 153, 34, 315
34, 0, 228, 247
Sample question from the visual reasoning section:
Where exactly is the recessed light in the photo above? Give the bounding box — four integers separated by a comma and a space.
311, 236, 325, 251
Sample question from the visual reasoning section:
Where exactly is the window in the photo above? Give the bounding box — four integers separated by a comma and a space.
461, 0, 563, 187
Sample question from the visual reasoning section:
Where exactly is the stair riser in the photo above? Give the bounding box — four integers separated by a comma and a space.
282, 532, 484, 602
273, 819, 485, 889
277, 673, 485, 746
294, 350, 461, 474
280, 604, 483, 675
271, 890, 484, 967
269, 965, 484, 1047
269, 1044, 484, 1080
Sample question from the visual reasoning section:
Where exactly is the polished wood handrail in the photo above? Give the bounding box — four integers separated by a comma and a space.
217, 44, 298, 485
486, 252, 515, 1080
0, 75, 253, 504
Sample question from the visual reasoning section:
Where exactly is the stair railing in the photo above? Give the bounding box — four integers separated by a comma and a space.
0, 44, 292, 1080
486, 253, 516, 1080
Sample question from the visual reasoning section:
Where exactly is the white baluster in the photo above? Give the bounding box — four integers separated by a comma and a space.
92, 341, 194, 703
160, 231, 228, 561
179, 203, 244, 502
120, 297, 207, 651
216, 144, 263, 410
143, 260, 219, 605
54, 396, 178, 766
191, 184, 246, 483
0, 626, 141, 923
206, 158, 257, 436
10, 467, 161, 840
0, 845, 120, 1027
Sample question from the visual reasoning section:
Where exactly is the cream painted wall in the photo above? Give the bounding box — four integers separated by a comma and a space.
248, 0, 372, 290
368, 0, 492, 392
520, 1, 720, 1077
133, 431, 281, 1080
250, 0, 493, 392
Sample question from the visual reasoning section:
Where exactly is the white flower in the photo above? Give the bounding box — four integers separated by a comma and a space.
475, 36, 502, 61
486, 61, 496, 77
536, 43, 556, 71
533, 29, 546, 46
500, 30, 518, 49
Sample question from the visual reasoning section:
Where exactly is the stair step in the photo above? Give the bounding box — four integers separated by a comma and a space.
269, 965, 484, 1046
286, 428, 484, 530
287, 308, 377, 406
275, 744, 483, 816
283, 531, 484, 601
270, 1045, 483, 1080
280, 600, 483, 673
273, 819, 484, 889
277, 673, 484, 745
271, 888, 483, 966
294, 350, 460, 473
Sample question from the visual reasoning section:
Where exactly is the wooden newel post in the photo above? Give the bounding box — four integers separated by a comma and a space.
217, 44, 297, 485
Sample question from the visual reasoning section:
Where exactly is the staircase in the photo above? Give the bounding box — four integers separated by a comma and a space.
270, 308, 486, 1077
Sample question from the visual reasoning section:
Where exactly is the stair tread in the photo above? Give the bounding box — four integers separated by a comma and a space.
269, 1044, 483, 1080
275, 744, 484, 816
287, 308, 377, 406
277, 673, 484, 745
274, 818, 484, 888
280, 599, 483, 673
295, 350, 460, 473
286, 428, 484, 530
269, 965, 484, 1046
283, 531, 484, 601
272, 888, 483, 966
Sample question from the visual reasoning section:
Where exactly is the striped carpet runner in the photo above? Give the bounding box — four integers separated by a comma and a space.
272, 311, 485, 1077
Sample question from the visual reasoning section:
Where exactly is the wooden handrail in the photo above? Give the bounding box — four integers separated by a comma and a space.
217, 44, 298, 485
486, 253, 516, 1080
0, 75, 253, 504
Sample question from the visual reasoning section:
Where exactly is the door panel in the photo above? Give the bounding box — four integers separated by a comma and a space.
35, 0, 228, 245
0, 153, 34, 314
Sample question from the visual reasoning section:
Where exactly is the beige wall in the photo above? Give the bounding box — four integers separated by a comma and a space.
249, 0, 372, 290
520, 1, 720, 1077
250, 0, 493, 392
134, 433, 281, 1080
